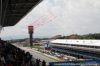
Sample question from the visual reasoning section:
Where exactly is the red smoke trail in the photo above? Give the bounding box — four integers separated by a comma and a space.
28, 12, 56, 28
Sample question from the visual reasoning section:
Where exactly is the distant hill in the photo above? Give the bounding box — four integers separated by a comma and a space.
51, 33, 100, 39
51, 35, 63, 39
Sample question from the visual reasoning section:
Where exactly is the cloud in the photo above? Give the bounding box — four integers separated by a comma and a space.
0, 0, 100, 39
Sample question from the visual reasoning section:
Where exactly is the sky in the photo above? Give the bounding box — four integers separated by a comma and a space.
0, 0, 100, 40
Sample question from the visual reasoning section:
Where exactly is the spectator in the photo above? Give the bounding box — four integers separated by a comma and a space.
42, 60, 46, 66
0, 39, 34, 66
36, 59, 41, 66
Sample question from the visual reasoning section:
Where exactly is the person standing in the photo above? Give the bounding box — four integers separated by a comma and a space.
42, 60, 46, 66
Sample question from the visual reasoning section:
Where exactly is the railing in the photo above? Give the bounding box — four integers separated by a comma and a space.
49, 60, 100, 66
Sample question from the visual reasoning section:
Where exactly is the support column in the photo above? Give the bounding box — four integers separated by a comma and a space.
29, 32, 33, 47
28, 26, 34, 47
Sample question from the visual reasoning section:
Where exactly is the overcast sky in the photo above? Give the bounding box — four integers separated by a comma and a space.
0, 0, 100, 39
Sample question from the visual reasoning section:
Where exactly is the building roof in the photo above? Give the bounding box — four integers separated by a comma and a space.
50, 39, 100, 47
0, 0, 42, 27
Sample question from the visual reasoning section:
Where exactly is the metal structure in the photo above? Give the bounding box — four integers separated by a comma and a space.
50, 39, 100, 60
0, 0, 42, 27
28, 26, 34, 47
49, 60, 100, 66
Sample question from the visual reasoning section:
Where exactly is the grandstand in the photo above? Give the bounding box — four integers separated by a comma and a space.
0, 39, 46, 66
50, 39, 100, 60
0, 0, 45, 66
0, 39, 33, 66
51, 39, 100, 48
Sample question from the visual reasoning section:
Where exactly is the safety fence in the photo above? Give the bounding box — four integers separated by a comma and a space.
49, 60, 100, 66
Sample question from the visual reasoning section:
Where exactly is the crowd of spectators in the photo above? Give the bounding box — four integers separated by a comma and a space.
0, 39, 46, 66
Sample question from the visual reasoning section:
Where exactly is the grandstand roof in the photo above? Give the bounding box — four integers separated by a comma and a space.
0, 0, 42, 27
50, 39, 100, 47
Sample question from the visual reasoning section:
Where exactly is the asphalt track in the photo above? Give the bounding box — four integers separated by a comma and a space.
13, 44, 58, 65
